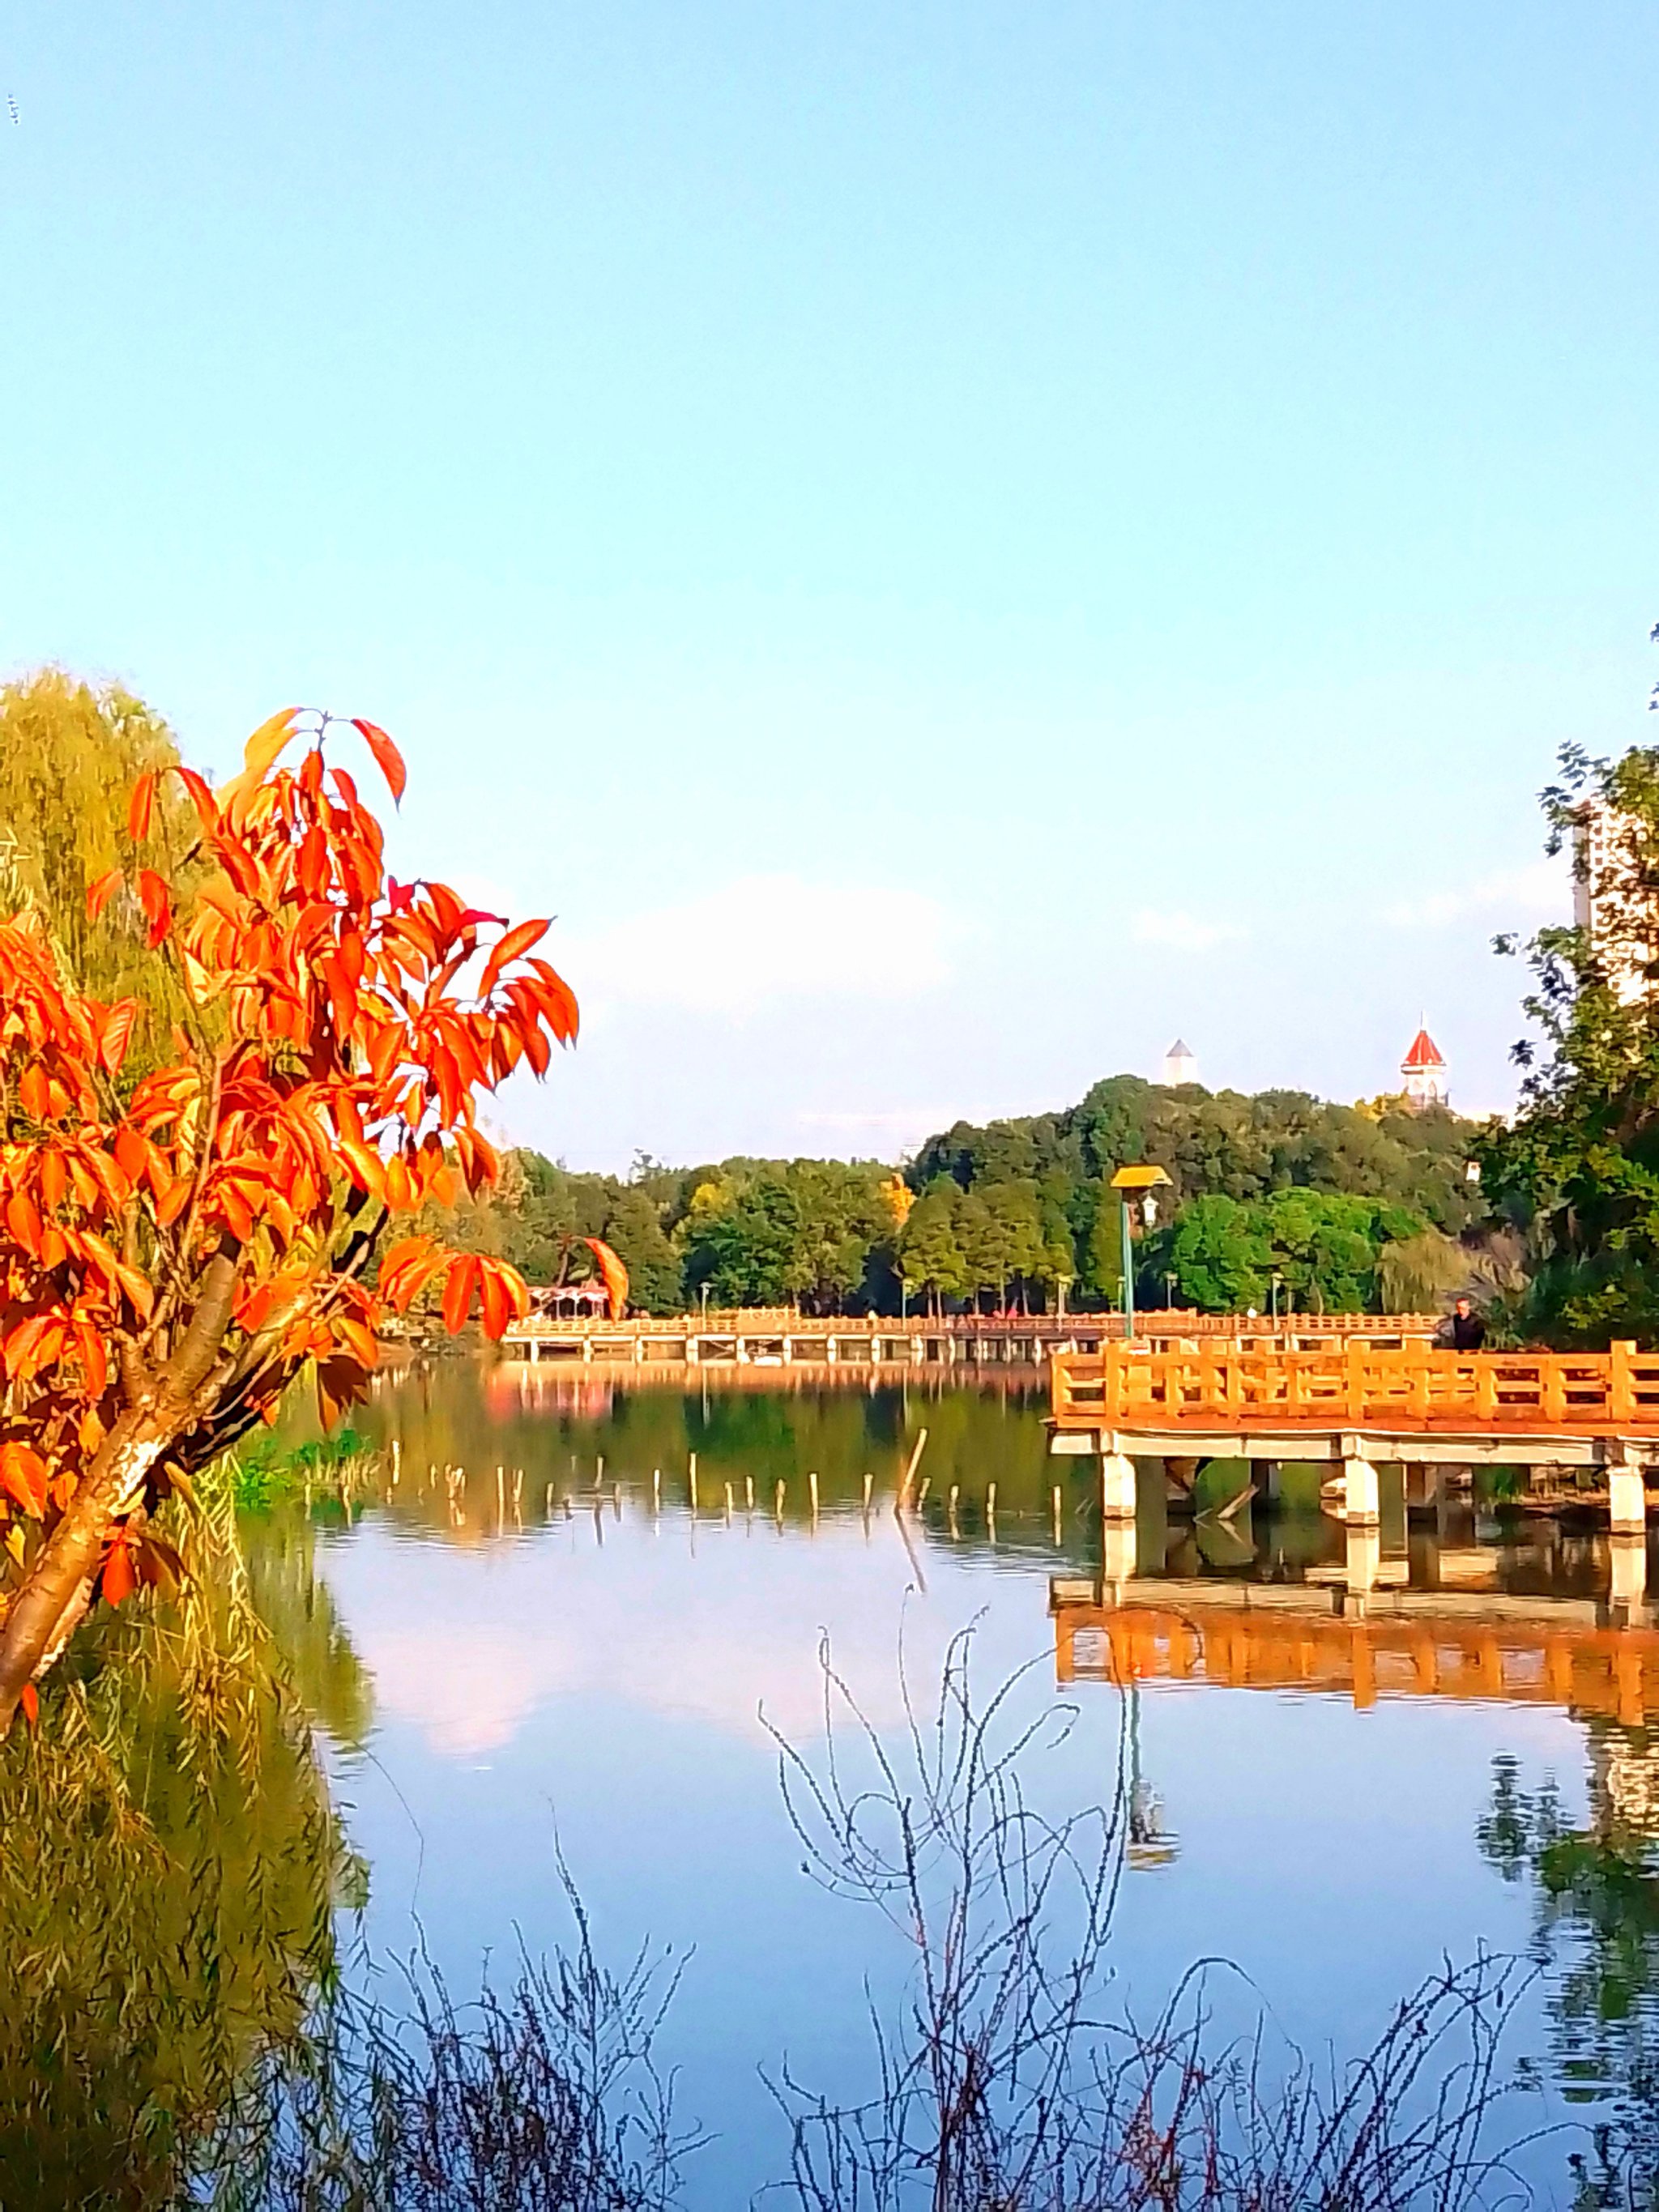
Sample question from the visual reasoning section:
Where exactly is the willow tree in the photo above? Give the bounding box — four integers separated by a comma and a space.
0, 705, 577, 1723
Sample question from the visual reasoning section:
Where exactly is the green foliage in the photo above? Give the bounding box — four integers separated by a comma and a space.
1479, 741, 1659, 1345
1152, 1191, 1430, 1314
409, 1088, 1482, 1320
0, 1500, 363, 2206
214, 1428, 375, 1515
0, 668, 203, 1072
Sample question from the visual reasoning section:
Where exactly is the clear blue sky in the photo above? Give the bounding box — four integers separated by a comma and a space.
3, 2, 1655, 1169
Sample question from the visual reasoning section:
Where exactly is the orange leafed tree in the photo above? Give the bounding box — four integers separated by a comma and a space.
0, 708, 577, 1724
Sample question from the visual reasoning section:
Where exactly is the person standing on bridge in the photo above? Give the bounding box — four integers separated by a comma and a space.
1439, 1296, 1486, 1353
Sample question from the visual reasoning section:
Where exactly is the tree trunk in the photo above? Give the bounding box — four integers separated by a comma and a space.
0, 1250, 238, 1726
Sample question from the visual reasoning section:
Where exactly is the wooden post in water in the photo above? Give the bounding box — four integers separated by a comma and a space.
724, 1481, 734, 1519
497, 1465, 505, 1521
689, 1452, 698, 1511
391, 1438, 401, 1485
745, 1473, 754, 1509
898, 1428, 930, 1510
948, 1484, 960, 1537
862, 1471, 873, 1515
652, 1468, 661, 1511
775, 1477, 786, 1520
1052, 1484, 1063, 1544
809, 1468, 819, 1519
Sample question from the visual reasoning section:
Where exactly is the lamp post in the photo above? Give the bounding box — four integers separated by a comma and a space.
1108, 1166, 1171, 1344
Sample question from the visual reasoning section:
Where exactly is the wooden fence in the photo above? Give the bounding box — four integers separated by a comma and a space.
1051, 1340, 1659, 1436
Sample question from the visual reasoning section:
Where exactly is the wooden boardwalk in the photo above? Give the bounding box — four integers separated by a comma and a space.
500, 1309, 1439, 1370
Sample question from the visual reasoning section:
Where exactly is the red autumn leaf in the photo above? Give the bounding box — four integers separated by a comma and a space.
100, 999, 139, 1075
171, 763, 219, 832
241, 706, 300, 781
18, 1684, 37, 1728
128, 769, 157, 843
476, 917, 550, 1001
135, 870, 172, 949
19, 1063, 51, 1119
352, 718, 407, 804
0, 1444, 49, 1518
478, 1260, 511, 1341
441, 1252, 479, 1334
100, 1531, 136, 1605
86, 867, 123, 923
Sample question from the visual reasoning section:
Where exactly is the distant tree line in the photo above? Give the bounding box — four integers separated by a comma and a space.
0, 667, 1516, 1328
416, 1076, 1491, 1319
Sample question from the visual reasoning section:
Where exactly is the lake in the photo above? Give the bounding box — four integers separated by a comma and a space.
198, 1358, 1657, 2204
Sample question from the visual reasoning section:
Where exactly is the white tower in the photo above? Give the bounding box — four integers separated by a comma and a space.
1400, 1023, 1448, 1111
1162, 1038, 1198, 1088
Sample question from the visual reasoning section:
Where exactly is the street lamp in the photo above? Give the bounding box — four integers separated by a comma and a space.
1109, 1166, 1171, 1344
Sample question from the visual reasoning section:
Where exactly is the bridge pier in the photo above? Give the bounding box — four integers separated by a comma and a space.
1610, 1532, 1648, 1627
1100, 1449, 1137, 1521
1343, 1522, 1382, 1617
1342, 1447, 1380, 1527
1102, 1514, 1138, 1596
1609, 1449, 1648, 1532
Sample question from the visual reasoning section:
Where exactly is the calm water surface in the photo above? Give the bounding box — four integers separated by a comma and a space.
254, 1363, 1659, 2204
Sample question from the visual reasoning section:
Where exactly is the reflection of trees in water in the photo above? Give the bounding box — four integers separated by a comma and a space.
1480, 1724, 1659, 2193
239, 1497, 374, 1752
0, 1504, 364, 2208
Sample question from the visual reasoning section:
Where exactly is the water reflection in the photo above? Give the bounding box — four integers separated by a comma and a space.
233, 1371, 1659, 2200
0, 1506, 365, 2207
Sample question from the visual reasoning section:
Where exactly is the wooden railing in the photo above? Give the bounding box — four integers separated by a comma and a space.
505, 1309, 1440, 1341
1051, 1340, 1659, 1435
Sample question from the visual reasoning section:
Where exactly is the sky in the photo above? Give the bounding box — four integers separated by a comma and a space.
2, 2, 1655, 1171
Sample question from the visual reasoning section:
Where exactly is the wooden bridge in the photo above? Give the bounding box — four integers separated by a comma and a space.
500, 1309, 1438, 1370
1050, 1340, 1659, 1530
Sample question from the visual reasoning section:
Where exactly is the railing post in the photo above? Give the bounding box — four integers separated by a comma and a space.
1346, 1340, 1364, 1426
1611, 1340, 1636, 1426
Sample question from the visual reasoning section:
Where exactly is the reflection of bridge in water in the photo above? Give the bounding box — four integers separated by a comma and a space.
1052, 1565, 1659, 1722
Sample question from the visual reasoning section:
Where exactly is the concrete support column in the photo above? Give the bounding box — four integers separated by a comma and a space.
1344, 1522, 1381, 1614
870, 1334, 881, 1366
1100, 1450, 1137, 1521
633, 1336, 644, 1366
1343, 1453, 1380, 1526
781, 1337, 794, 1366
582, 1337, 594, 1365
911, 1336, 923, 1366
1259, 1460, 1282, 1507
825, 1336, 838, 1365
685, 1334, 700, 1365
1101, 1515, 1138, 1593
1610, 1532, 1648, 1626
1610, 1460, 1648, 1532
736, 1337, 750, 1366
528, 1337, 540, 1365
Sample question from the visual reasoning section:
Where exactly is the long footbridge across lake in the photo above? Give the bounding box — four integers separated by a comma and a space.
499, 1309, 1439, 1370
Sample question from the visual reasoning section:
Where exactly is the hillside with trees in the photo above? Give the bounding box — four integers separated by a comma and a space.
423, 1077, 1489, 1319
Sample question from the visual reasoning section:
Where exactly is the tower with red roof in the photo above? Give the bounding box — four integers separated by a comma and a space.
1400, 1022, 1448, 1111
